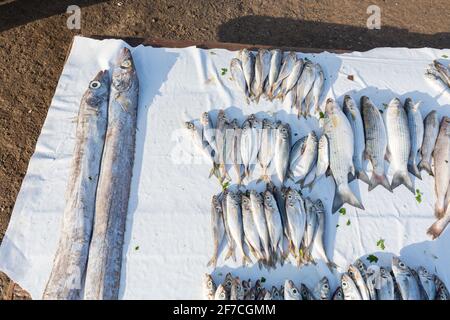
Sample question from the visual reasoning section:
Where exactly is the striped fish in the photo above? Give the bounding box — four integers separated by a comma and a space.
405, 98, 424, 179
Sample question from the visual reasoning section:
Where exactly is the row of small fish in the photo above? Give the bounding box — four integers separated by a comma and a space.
203, 256, 450, 300
340, 256, 449, 300
426, 60, 450, 89
203, 273, 334, 300
208, 183, 333, 269
230, 49, 325, 118
185, 110, 319, 186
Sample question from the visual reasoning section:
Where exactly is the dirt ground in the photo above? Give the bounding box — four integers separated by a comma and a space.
0, 0, 449, 299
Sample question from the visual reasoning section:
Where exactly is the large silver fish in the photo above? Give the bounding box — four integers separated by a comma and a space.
343, 95, 369, 185
258, 118, 275, 183
225, 191, 252, 266
391, 256, 421, 300
348, 264, 370, 300
266, 49, 282, 97
418, 110, 439, 176
341, 273, 362, 300
269, 52, 297, 99
384, 98, 414, 193
230, 58, 248, 100
405, 98, 424, 179
242, 194, 264, 265
284, 280, 302, 300
203, 274, 216, 300
323, 99, 364, 212
313, 277, 331, 300
240, 49, 255, 96
285, 188, 306, 266
207, 195, 225, 268
252, 49, 271, 101
361, 96, 391, 192
84, 48, 139, 300
417, 266, 436, 300
430, 117, 450, 220
264, 190, 284, 266
274, 123, 291, 185
250, 190, 272, 266
295, 61, 316, 118
43, 70, 109, 300
290, 132, 318, 186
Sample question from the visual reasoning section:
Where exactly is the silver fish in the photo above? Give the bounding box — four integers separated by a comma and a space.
295, 61, 316, 118
354, 258, 368, 280
377, 267, 395, 300
252, 49, 271, 101
361, 96, 391, 192
250, 190, 272, 266
263, 290, 272, 300
43, 70, 109, 300
431, 117, 450, 220
348, 264, 370, 300
269, 286, 281, 300
391, 256, 421, 300
207, 195, 225, 268
269, 52, 297, 99
301, 283, 316, 300
365, 265, 380, 300
200, 111, 221, 179
323, 99, 364, 212
214, 284, 229, 300
215, 109, 229, 181
418, 110, 439, 176
302, 197, 318, 264
384, 98, 414, 193
435, 276, 450, 300
332, 287, 344, 300
244, 287, 256, 300
258, 119, 276, 183
230, 277, 244, 300
242, 194, 264, 265
264, 190, 285, 266
266, 49, 282, 97
203, 274, 216, 300
240, 49, 255, 96
343, 95, 369, 185
274, 122, 291, 184
311, 199, 334, 268
308, 135, 329, 190
281, 58, 303, 98
284, 280, 302, 300
288, 136, 307, 181
290, 131, 318, 186
240, 116, 255, 179
427, 60, 450, 88
405, 98, 424, 179
341, 272, 362, 300
231, 120, 244, 184
221, 190, 236, 262
230, 58, 248, 99
224, 119, 238, 178
84, 48, 139, 300
225, 191, 252, 266
313, 277, 331, 300
285, 188, 306, 266
417, 266, 436, 300
311, 63, 325, 114
223, 272, 234, 293
266, 182, 289, 243
185, 121, 216, 170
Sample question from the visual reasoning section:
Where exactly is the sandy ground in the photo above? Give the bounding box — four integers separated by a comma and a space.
0, 0, 449, 299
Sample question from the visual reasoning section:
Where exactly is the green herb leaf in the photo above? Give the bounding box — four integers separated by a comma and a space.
134, 245, 140, 251
442, 54, 448, 58
339, 208, 346, 215
346, 219, 351, 226
382, 103, 388, 109
319, 112, 325, 119
415, 189, 423, 203
261, 277, 266, 283
366, 254, 379, 263
299, 248, 304, 258
220, 68, 228, 76
376, 238, 385, 250
222, 181, 230, 191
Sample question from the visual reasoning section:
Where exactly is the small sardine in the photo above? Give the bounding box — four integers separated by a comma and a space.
391, 256, 421, 300
341, 273, 363, 300
405, 98, 424, 179
274, 123, 291, 185
284, 280, 302, 300
207, 195, 225, 268
203, 274, 216, 300
418, 110, 439, 176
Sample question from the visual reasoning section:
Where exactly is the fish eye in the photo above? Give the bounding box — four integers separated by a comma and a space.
121, 59, 132, 68
89, 80, 101, 89
342, 281, 347, 287
399, 262, 405, 268
292, 289, 297, 294
208, 280, 212, 287
282, 128, 286, 133
324, 284, 329, 289
288, 194, 292, 199
220, 292, 225, 298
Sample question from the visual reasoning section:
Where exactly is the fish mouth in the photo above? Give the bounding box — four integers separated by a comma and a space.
116, 47, 133, 65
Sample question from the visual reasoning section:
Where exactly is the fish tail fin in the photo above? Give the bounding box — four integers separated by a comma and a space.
391, 171, 414, 194
369, 172, 392, 192
209, 163, 220, 179
418, 160, 433, 176
408, 162, 422, 180
357, 170, 370, 185
427, 217, 450, 240
257, 260, 263, 270
206, 256, 217, 268
435, 203, 446, 219
224, 247, 236, 262
326, 261, 338, 271
333, 183, 364, 213
242, 254, 252, 266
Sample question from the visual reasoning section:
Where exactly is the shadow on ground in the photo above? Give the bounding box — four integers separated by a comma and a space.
218, 15, 450, 51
